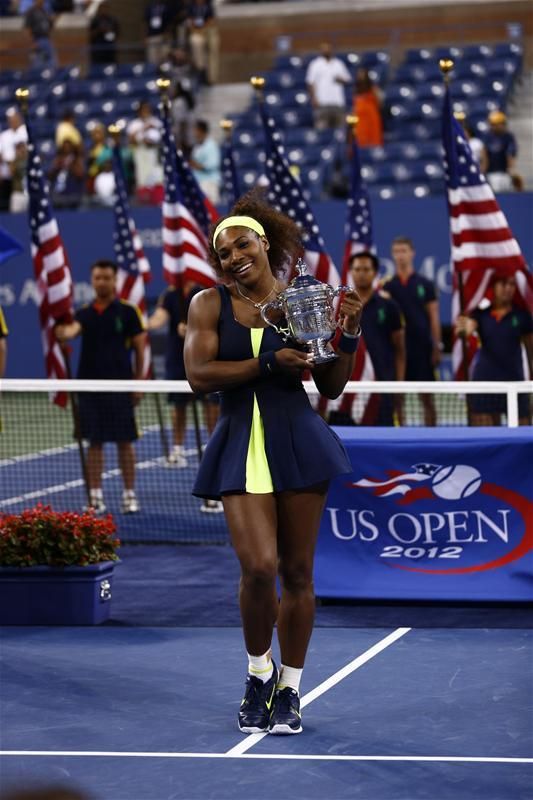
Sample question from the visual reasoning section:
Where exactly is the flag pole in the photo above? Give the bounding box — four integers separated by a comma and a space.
440, 58, 470, 382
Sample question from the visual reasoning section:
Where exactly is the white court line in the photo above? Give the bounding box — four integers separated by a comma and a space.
0, 751, 530, 764
226, 627, 411, 757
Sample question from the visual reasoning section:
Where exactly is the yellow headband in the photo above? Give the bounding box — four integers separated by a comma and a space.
212, 215, 265, 247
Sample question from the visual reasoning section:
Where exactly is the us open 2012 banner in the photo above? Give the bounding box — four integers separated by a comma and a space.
315, 427, 533, 601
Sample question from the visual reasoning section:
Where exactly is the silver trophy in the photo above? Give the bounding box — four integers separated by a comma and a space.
260, 258, 350, 363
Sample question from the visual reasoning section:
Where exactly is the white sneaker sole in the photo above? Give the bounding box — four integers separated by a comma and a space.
238, 723, 269, 734
268, 723, 303, 735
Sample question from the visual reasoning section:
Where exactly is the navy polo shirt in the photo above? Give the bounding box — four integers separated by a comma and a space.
75, 298, 144, 379
385, 273, 436, 353
361, 292, 403, 380
471, 305, 532, 381
159, 285, 203, 379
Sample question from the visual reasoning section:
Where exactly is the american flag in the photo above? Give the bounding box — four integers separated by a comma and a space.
442, 84, 533, 377
258, 104, 341, 285
319, 135, 377, 423
220, 133, 241, 208
159, 98, 217, 287
341, 136, 375, 286
112, 143, 152, 379
26, 117, 73, 405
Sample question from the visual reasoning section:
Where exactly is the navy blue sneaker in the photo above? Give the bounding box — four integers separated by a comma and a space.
268, 687, 303, 735
238, 661, 278, 734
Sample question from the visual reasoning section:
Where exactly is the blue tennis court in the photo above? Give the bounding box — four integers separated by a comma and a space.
1, 624, 531, 799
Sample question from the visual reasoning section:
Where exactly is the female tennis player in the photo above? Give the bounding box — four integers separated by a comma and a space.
184, 191, 362, 734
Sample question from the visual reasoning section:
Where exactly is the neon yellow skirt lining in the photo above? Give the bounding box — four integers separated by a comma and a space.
245, 329, 274, 494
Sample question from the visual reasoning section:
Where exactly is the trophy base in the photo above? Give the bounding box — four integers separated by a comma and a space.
307, 340, 338, 364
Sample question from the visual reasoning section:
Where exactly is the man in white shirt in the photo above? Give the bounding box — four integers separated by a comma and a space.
0, 108, 28, 212
306, 42, 352, 130
126, 101, 163, 189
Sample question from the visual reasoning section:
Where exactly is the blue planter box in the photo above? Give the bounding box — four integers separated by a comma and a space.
0, 561, 117, 625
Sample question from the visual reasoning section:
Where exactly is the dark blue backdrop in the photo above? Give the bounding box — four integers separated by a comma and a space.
1, 193, 532, 377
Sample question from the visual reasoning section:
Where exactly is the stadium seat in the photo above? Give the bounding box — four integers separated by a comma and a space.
266, 68, 307, 90
453, 61, 488, 80
414, 82, 445, 101
462, 44, 494, 60
404, 47, 434, 63
385, 84, 417, 103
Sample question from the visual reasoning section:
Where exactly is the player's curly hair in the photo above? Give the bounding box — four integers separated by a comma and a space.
208, 189, 303, 278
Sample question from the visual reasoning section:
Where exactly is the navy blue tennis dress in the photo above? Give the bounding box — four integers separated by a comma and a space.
193, 286, 352, 500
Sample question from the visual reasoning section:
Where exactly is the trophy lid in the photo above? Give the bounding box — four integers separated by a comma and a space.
284, 258, 325, 294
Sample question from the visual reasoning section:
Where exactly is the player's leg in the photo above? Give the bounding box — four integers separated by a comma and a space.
117, 442, 139, 513
420, 393, 437, 426
86, 443, 105, 512
222, 492, 279, 732
167, 395, 188, 465
269, 481, 329, 734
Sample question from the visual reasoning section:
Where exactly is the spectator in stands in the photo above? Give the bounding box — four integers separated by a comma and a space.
148, 280, 222, 513
144, 0, 169, 65
480, 110, 521, 193
24, 0, 56, 68
352, 68, 383, 148
456, 272, 532, 426
127, 101, 163, 200
305, 42, 352, 131
170, 77, 196, 153
55, 109, 83, 150
184, 0, 219, 86
108, 124, 135, 195
48, 138, 85, 209
93, 157, 116, 206
189, 118, 220, 203
0, 108, 28, 212
384, 236, 442, 426
165, 0, 188, 49
89, 1, 119, 66
86, 122, 108, 194
0, 305, 7, 378
55, 259, 147, 514
344, 250, 405, 425
9, 140, 29, 213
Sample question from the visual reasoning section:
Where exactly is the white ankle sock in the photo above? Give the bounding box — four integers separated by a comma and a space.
247, 650, 273, 683
278, 664, 302, 694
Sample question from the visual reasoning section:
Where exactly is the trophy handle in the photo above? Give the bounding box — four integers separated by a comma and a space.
331, 285, 351, 300
260, 299, 290, 338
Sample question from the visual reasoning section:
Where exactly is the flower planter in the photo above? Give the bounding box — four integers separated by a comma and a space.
0, 561, 118, 625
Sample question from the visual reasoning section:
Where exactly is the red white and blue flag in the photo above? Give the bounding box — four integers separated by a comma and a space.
26, 118, 73, 405
341, 136, 375, 286
258, 104, 341, 285
442, 84, 533, 377
159, 99, 217, 287
112, 143, 152, 379
220, 133, 241, 209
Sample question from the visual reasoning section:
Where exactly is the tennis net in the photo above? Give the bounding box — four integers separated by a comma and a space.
1, 379, 531, 543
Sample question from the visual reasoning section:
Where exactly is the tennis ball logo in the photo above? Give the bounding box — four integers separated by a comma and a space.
431, 464, 482, 500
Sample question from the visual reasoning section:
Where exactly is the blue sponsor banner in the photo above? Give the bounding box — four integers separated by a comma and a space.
0, 193, 532, 377
315, 427, 533, 601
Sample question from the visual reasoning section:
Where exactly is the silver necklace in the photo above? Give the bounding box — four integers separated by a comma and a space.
235, 279, 277, 310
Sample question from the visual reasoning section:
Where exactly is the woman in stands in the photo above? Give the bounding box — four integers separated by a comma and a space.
184, 190, 362, 735
455, 271, 533, 425
352, 67, 383, 148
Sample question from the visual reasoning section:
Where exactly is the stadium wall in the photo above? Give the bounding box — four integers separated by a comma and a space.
0, 192, 531, 379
